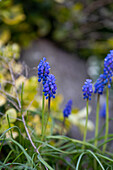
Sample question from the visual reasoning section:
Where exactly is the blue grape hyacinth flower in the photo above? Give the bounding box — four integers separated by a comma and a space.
94, 74, 106, 95
82, 79, 93, 100
43, 74, 57, 99
103, 50, 113, 88
63, 100, 72, 118
38, 57, 50, 85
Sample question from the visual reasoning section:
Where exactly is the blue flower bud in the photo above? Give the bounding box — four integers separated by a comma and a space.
94, 74, 105, 95
38, 57, 50, 85
63, 100, 72, 118
103, 50, 113, 88
82, 79, 93, 100
43, 74, 57, 99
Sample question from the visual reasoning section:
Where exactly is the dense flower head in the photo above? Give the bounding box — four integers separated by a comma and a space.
103, 50, 113, 88
38, 57, 50, 85
94, 74, 106, 95
82, 79, 93, 100
63, 100, 72, 118
43, 74, 57, 99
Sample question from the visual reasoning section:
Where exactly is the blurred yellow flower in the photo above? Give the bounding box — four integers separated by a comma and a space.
5, 108, 17, 123
0, 29, 11, 47
11, 61, 23, 74
15, 76, 26, 88
0, 95, 6, 106
0, 108, 17, 134
1, 44, 20, 60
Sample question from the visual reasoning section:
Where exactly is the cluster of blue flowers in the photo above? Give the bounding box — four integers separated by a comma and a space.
43, 74, 57, 99
82, 79, 93, 100
38, 57, 50, 85
38, 57, 57, 99
103, 50, 113, 88
94, 50, 113, 95
83, 50, 113, 100
94, 74, 106, 95
104, 50, 113, 77
63, 100, 72, 118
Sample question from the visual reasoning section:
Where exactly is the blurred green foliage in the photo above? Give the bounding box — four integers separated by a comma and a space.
0, 0, 113, 57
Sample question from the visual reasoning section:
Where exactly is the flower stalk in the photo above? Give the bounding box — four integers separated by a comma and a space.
82, 79, 93, 149
94, 94, 100, 170
62, 100, 72, 134
61, 117, 65, 135
41, 92, 45, 141
44, 96, 51, 137
82, 99, 89, 149
94, 94, 100, 147
103, 86, 109, 152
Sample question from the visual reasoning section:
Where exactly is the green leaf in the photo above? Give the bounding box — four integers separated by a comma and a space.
38, 154, 54, 170
86, 150, 105, 170
47, 135, 99, 151
3, 150, 13, 164
76, 152, 86, 170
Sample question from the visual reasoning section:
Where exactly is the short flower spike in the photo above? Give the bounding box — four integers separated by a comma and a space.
103, 50, 113, 88
82, 79, 93, 100
94, 74, 106, 95
63, 100, 72, 118
38, 57, 50, 85
43, 74, 57, 99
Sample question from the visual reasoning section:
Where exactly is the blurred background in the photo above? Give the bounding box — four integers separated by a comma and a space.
0, 0, 113, 58
1, 0, 113, 138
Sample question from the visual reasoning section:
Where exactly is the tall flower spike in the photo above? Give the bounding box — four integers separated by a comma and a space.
94, 74, 106, 95
63, 100, 72, 118
103, 50, 113, 88
43, 74, 57, 99
38, 57, 50, 85
82, 79, 93, 100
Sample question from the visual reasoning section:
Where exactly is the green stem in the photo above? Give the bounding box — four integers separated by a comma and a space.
7, 114, 13, 139
10, 149, 27, 167
48, 96, 51, 114
82, 99, 89, 149
94, 94, 100, 170
94, 94, 100, 147
61, 117, 65, 135
44, 96, 51, 138
41, 92, 45, 141
103, 86, 109, 152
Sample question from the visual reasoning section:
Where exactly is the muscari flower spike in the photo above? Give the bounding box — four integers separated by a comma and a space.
38, 57, 50, 85
43, 74, 57, 99
103, 50, 113, 88
82, 79, 93, 100
63, 100, 72, 118
94, 74, 106, 95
